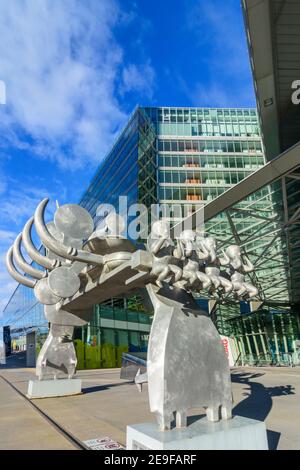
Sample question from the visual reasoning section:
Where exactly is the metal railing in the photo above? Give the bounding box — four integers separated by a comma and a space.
235, 352, 296, 367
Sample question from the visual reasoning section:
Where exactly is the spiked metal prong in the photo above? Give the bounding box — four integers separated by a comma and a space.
6, 246, 36, 288
34, 199, 104, 266
22, 217, 60, 270
34, 199, 78, 260
13, 233, 46, 280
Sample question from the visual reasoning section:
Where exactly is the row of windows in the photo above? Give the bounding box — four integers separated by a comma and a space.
158, 116, 259, 124
159, 112, 258, 122
144, 107, 257, 122
159, 183, 270, 203
159, 170, 253, 185
158, 154, 265, 168
156, 122, 260, 137
82, 327, 148, 356
94, 305, 151, 325
158, 139, 263, 153
159, 186, 231, 202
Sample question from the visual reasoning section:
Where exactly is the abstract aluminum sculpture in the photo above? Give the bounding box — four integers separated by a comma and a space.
6, 199, 259, 430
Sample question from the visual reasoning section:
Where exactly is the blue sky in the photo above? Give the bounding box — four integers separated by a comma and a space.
0, 0, 256, 315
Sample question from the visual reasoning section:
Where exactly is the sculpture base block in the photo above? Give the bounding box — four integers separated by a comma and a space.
27, 378, 82, 399
126, 415, 268, 450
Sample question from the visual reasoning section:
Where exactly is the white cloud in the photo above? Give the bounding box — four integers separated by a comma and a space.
0, 0, 155, 170
120, 63, 156, 99
188, 82, 253, 108
0, 181, 59, 317
0, 0, 157, 316
0, 229, 16, 242
0, 185, 55, 225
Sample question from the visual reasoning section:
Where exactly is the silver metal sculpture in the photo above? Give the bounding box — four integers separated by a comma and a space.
6, 199, 260, 430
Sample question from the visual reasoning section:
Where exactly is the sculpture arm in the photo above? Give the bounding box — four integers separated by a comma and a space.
196, 241, 209, 260
219, 249, 230, 266
184, 240, 193, 258
243, 257, 254, 273
173, 240, 184, 259
148, 237, 168, 255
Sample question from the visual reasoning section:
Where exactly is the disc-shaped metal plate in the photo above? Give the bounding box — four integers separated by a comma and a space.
48, 266, 80, 298
34, 278, 61, 305
47, 221, 64, 241
46, 222, 65, 262
54, 204, 94, 240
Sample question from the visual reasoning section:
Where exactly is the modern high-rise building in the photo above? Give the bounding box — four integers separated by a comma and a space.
81, 106, 264, 221
1, 106, 267, 369
148, 106, 263, 213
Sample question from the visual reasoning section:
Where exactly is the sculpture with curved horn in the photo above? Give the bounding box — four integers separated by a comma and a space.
5, 198, 261, 431
34, 198, 77, 257
34, 199, 104, 266
22, 217, 60, 270
13, 233, 46, 280
6, 246, 37, 288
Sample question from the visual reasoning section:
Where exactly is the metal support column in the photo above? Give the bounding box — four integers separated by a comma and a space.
271, 314, 280, 363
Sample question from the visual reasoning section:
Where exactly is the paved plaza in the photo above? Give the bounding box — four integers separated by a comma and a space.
0, 353, 299, 450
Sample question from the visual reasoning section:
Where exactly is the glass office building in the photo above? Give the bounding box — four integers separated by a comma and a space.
145, 106, 264, 222
4, 105, 288, 369
2, 282, 48, 357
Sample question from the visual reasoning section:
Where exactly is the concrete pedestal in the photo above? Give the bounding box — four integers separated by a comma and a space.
127, 415, 268, 450
27, 378, 82, 399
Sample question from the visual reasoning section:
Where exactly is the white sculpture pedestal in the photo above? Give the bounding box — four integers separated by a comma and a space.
27, 378, 82, 399
127, 415, 268, 450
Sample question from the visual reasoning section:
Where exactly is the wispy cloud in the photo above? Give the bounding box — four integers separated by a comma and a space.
0, 186, 54, 225
0, 174, 63, 317
0, 0, 155, 170
120, 63, 156, 99
0, 0, 157, 315
0, 230, 17, 318
183, 0, 255, 107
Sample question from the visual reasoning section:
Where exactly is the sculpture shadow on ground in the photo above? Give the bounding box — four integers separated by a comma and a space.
231, 371, 295, 450
82, 381, 136, 394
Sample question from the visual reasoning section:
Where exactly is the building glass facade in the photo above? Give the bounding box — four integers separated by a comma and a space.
80, 107, 157, 221
144, 107, 264, 224
2, 282, 48, 357
206, 179, 300, 366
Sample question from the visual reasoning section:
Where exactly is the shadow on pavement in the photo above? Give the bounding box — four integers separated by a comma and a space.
82, 381, 136, 394
231, 371, 295, 449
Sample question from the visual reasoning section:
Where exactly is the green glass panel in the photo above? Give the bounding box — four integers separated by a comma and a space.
85, 343, 101, 369
74, 339, 85, 370
139, 313, 151, 324
99, 306, 114, 319
101, 328, 116, 368
127, 310, 139, 323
